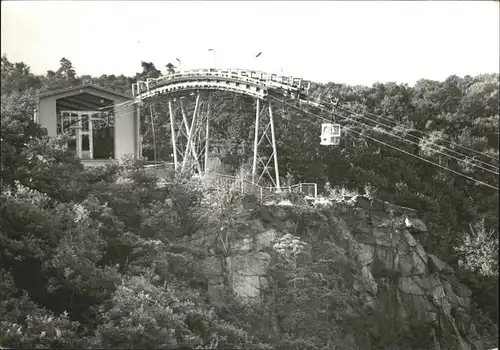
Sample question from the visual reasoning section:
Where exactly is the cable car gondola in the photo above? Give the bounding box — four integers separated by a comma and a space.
320, 123, 341, 146
320, 98, 341, 145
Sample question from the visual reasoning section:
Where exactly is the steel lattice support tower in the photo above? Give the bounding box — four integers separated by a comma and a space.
132, 68, 312, 190
164, 91, 280, 189
167, 91, 212, 174
251, 98, 280, 189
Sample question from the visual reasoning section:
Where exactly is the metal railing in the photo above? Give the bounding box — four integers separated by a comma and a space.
133, 68, 311, 98
202, 173, 266, 200
142, 163, 175, 181
205, 173, 317, 202
137, 79, 268, 100
141, 165, 318, 202
264, 183, 318, 199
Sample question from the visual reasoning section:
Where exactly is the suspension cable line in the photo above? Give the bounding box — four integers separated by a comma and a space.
269, 95, 499, 191
333, 103, 499, 171
313, 95, 499, 171
312, 96, 499, 171
58, 102, 149, 136
308, 99, 499, 175
331, 100, 500, 163
94, 71, 498, 184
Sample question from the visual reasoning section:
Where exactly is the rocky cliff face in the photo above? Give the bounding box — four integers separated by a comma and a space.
336, 196, 481, 350
183, 194, 484, 350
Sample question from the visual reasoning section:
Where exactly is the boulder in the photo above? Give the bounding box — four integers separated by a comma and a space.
398, 250, 428, 276
354, 241, 375, 266
371, 247, 397, 277
247, 219, 264, 233
428, 253, 455, 274
202, 256, 224, 289
228, 252, 271, 302
267, 205, 289, 221
355, 233, 377, 246
361, 265, 378, 295
444, 274, 472, 298
283, 219, 296, 232
399, 276, 426, 296
405, 217, 428, 233
254, 229, 277, 250
370, 210, 393, 228
232, 237, 252, 253
241, 194, 259, 210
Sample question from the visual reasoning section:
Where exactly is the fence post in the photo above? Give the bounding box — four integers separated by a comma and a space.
315, 184, 318, 199
260, 187, 263, 202
299, 183, 303, 195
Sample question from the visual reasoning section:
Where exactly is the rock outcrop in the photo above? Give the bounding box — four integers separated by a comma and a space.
184, 194, 484, 350
338, 195, 481, 350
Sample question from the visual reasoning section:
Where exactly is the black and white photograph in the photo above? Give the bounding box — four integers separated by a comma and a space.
1, 1, 499, 349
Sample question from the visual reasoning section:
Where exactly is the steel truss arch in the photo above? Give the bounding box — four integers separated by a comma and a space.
134, 68, 313, 190
132, 68, 311, 101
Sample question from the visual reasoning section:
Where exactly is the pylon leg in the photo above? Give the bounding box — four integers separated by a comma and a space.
204, 93, 212, 174
268, 101, 280, 190
251, 98, 280, 189
168, 99, 178, 170
180, 95, 202, 173
168, 92, 213, 176
252, 99, 261, 184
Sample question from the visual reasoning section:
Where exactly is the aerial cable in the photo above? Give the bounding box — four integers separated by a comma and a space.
340, 119, 499, 191
58, 103, 149, 136
97, 95, 138, 110
317, 94, 499, 166
346, 103, 500, 161
316, 96, 499, 171
308, 97, 499, 175
333, 101, 499, 169
330, 98, 340, 123
273, 94, 499, 190
118, 70, 497, 171
268, 95, 499, 191
279, 94, 499, 175
311, 100, 499, 175
332, 101, 499, 163
150, 105, 157, 165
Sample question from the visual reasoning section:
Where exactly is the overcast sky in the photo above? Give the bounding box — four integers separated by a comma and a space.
1, 1, 499, 86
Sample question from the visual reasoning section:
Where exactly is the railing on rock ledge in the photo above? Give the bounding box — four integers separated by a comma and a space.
204, 173, 317, 202
140, 164, 318, 202
202, 173, 268, 201
264, 183, 318, 199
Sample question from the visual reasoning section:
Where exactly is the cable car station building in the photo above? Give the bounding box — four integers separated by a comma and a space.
36, 84, 141, 167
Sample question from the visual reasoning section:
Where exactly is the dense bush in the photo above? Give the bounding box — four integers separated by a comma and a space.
1, 54, 498, 348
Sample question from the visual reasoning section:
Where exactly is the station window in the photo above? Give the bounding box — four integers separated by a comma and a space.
57, 110, 115, 160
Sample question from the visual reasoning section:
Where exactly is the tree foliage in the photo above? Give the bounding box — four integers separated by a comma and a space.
0, 54, 498, 348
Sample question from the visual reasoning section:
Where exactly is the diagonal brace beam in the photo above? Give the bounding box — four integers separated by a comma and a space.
180, 95, 202, 173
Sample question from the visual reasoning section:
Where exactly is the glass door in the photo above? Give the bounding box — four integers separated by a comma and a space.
59, 111, 93, 159
79, 113, 93, 159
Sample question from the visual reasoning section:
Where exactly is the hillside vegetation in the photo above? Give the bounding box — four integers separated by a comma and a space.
1, 55, 498, 348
